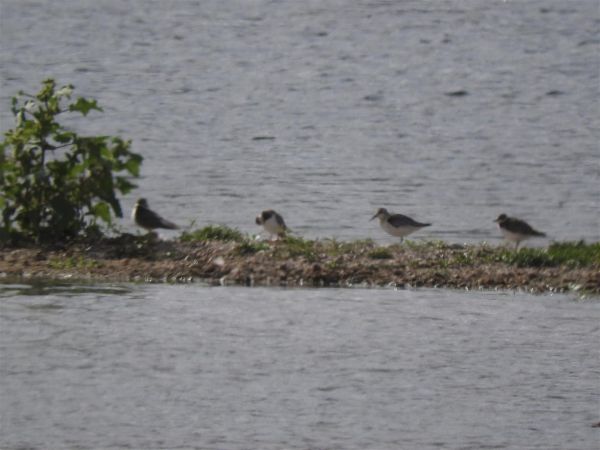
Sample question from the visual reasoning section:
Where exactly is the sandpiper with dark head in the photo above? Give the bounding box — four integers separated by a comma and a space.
494, 213, 545, 249
132, 198, 179, 232
371, 207, 431, 241
256, 209, 287, 239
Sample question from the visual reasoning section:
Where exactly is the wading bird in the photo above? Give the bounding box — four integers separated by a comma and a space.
494, 213, 545, 249
132, 198, 179, 232
256, 209, 287, 239
371, 207, 431, 241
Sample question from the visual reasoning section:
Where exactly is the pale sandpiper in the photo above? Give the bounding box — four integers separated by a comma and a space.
371, 207, 431, 241
494, 213, 545, 249
132, 198, 179, 232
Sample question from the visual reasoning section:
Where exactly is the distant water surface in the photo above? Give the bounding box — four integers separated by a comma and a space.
0, 0, 598, 244
1, 4, 599, 448
0, 283, 599, 449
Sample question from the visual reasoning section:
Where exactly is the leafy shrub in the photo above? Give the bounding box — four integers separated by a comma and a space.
0, 79, 142, 243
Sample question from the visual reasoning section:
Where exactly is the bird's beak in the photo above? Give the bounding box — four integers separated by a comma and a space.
493, 218, 499, 223
370, 213, 378, 221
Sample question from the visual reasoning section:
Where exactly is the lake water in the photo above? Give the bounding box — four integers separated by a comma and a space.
1, 283, 599, 450
1, 2, 599, 448
0, 0, 598, 244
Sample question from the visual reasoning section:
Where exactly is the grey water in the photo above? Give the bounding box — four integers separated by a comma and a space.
0, 0, 598, 244
1, 283, 599, 450
1, 2, 600, 449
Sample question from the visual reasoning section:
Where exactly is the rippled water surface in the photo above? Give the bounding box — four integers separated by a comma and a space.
1, 3, 599, 447
1, 0, 598, 244
1, 283, 599, 449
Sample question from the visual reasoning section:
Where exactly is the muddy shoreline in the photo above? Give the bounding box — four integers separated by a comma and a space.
1, 234, 598, 295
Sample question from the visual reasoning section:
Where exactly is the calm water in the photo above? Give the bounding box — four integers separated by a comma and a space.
0, 0, 598, 244
0, 283, 599, 450
1, 3, 599, 448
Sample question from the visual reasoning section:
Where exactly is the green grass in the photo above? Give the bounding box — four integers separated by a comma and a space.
448, 251, 476, 266
48, 256, 99, 270
403, 240, 447, 251
274, 235, 318, 260
367, 248, 394, 259
175, 230, 600, 270
179, 225, 245, 243
493, 241, 600, 268
236, 240, 270, 255
547, 241, 600, 266
320, 238, 376, 257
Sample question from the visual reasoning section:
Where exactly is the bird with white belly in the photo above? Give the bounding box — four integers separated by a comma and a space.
371, 207, 431, 241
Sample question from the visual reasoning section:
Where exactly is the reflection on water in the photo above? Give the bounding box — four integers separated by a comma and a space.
1, 282, 599, 449
0, 282, 134, 298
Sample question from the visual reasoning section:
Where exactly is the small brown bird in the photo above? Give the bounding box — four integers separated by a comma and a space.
255, 209, 287, 239
494, 213, 545, 249
132, 198, 179, 232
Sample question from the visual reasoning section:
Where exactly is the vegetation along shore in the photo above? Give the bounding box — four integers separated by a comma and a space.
1, 228, 598, 295
1, 81, 598, 295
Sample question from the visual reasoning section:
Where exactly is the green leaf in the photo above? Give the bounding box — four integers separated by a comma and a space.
92, 201, 112, 224
38, 79, 56, 102
69, 97, 103, 116
115, 176, 136, 194
124, 155, 142, 176
68, 163, 86, 178
55, 85, 73, 98
53, 131, 75, 144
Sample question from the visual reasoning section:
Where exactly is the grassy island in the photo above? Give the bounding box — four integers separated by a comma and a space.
1, 226, 599, 295
2, 81, 597, 295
